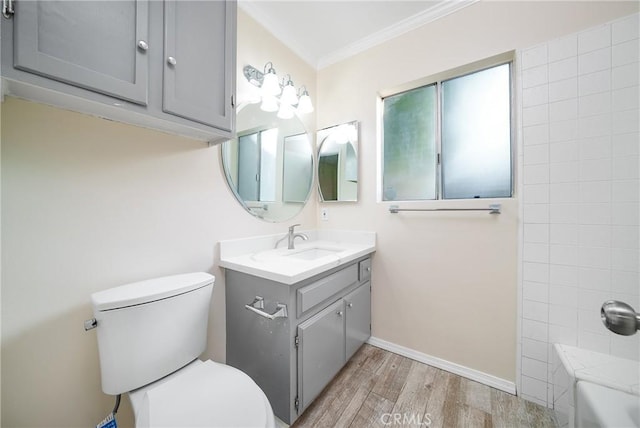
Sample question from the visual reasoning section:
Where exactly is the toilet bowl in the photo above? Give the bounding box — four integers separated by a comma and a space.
129, 360, 275, 428
90, 272, 275, 428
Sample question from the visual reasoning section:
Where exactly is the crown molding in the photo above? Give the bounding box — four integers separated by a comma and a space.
240, 0, 479, 71
317, 0, 480, 69
239, 0, 319, 69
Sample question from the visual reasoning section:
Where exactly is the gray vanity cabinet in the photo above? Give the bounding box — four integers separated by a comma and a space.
12, 1, 150, 105
297, 299, 345, 410
345, 282, 371, 360
297, 281, 371, 411
225, 256, 372, 425
1, 0, 236, 143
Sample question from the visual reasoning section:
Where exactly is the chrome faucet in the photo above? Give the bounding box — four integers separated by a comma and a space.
275, 224, 308, 250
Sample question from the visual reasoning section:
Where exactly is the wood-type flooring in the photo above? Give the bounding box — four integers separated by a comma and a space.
291, 345, 556, 428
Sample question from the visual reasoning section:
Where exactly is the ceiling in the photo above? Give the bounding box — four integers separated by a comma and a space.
239, 0, 478, 69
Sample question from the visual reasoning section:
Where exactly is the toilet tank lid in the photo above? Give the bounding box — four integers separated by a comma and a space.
91, 272, 215, 312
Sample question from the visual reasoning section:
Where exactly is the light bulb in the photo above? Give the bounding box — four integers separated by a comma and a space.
261, 71, 281, 97
277, 102, 294, 119
296, 93, 314, 114
260, 95, 279, 112
281, 82, 299, 106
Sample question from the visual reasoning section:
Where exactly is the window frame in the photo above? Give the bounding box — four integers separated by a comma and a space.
378, 51, 516, 203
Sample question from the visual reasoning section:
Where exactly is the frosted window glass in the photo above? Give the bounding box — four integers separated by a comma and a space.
382, 85, 437, 201
259, 128, 278, 202
441, 64, 512, 199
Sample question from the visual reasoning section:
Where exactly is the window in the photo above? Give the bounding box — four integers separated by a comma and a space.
382, 61, 512, 201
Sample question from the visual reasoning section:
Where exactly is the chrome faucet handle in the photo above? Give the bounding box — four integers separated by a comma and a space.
289, 224, 301, 233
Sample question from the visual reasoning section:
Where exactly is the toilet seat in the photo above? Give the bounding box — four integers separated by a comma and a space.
129, 359, 275, 428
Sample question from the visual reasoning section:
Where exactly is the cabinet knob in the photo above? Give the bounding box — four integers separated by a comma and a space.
167, 56, 177, 66
337, 310, 343, 317
137, 40, 149, 51
366, 267, 371, 272
347, 302, 353, 308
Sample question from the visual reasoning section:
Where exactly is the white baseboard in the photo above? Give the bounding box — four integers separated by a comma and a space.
367, 336, 517, 395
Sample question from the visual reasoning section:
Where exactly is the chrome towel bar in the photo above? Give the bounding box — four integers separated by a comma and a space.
389, 204, 501, 214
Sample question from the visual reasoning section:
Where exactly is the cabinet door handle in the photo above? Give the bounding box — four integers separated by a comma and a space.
167, 56, 177, 66
245, 296, 288, 320
2, 0, 14, 19
137, 40, 149, 51
337, 310, 343, 317
347, 302, 353, 308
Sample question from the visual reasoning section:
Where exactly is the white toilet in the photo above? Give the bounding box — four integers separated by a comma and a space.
91, 272, 275, 427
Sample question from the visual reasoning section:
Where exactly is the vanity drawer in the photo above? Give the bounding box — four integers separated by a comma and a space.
297, 264, 358, 315
359, 259, 371, 282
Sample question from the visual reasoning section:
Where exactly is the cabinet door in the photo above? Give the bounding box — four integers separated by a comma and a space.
13, 0, 149, 105
345, 282, 371, 361
297, 299, 345, 410
163, 0, 235, 130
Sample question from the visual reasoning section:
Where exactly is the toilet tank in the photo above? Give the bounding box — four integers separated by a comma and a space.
91, 272, 215, 395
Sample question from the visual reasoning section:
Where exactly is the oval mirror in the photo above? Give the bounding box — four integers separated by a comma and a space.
221, 103, 314, 222
317, 121, 359, 202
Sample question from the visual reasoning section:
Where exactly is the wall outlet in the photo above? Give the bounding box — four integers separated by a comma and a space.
321, 208, 329, 221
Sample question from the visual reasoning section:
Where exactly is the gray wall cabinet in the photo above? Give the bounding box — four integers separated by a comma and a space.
162, 0, 234, 129
1, 0, 236, 144
226, 256, 372, 424
13, 1, 150, 105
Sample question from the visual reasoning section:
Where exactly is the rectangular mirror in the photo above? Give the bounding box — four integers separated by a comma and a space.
317, 121, 359, 202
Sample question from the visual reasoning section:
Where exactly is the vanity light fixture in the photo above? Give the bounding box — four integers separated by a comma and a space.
243, 63, 314, 116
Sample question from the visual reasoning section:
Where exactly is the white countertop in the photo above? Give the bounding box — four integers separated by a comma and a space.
219, 230, 376, 284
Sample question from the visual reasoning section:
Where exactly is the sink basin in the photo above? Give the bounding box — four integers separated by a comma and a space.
250, 245, 346, 263
285, 247, 343, 260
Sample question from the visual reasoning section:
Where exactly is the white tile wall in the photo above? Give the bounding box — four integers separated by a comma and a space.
578, 25, 611, 54
550, 120, 578, 142
550, 57, 578, 82
524, 203, 550, 223
578, 70, 611, 96
550, 265, 579, 287
580, 136, 611, 160
549, 34, 577, 62
578, 47, 611, 75
519, 13, 640, 407
524, 123, 551, 145
612, 63, 639, 89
